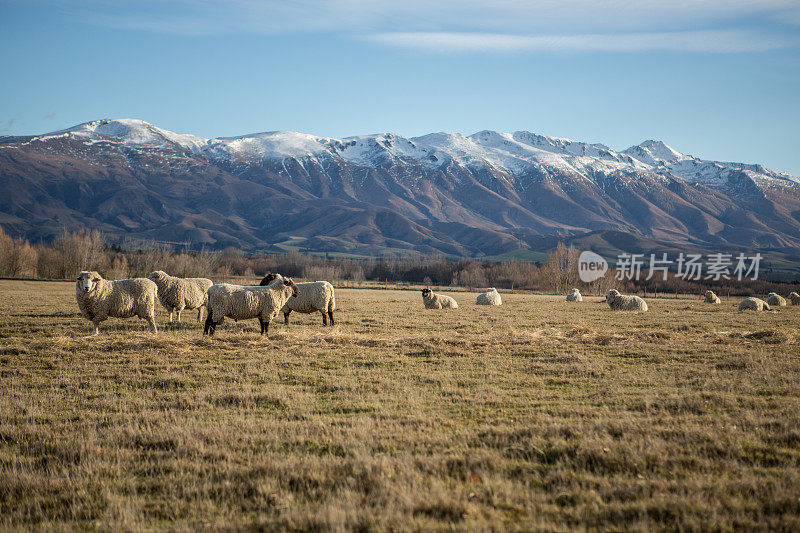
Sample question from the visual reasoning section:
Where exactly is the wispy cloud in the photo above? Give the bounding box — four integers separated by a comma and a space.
362, 30, 797, 54
0, 118, 16, 133
43, 112, 56, 120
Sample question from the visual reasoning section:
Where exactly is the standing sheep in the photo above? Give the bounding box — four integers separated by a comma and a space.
75, 271, 158, 335
789, 292, 800, 305
766, 293, 787, 307
738, 297, 771, 311
204, 274, 299, 337
421, 288, 458, 309
605, 289, 648, 312
704, 290, 721, 304
476, 288, 502, 306
566, 288, 583, 302
147, 270, 213, 322
260, 274, 336, 326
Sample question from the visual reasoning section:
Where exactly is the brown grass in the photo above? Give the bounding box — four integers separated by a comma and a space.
1, 280, 800, 530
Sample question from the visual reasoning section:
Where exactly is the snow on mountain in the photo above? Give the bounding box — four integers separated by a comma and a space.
22, 119, 798, 190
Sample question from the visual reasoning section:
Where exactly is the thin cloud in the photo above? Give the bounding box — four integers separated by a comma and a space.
43, 112, 56, 120
362, 30, 797, 54
0, 118, 15, 132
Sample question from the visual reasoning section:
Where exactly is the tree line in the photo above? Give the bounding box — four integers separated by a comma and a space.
0, 228, 796, 296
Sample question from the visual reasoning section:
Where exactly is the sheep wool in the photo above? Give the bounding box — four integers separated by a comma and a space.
421, 288, 458, 309
605, 289, 648, 312
766, 293, 787, 307
204, 274, 299, 336
789, 292, 800, 306
261, 275, 336, 326
738, 297, 771, 312
476, 288, 502, 306
75, 271, 158, 335
148, 270, 213, 322
566, 288, 583, 302
704, 290, 721, 304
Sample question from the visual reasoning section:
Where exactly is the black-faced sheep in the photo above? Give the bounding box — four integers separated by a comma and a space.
260, 274, 335, 326
476, 288, 502, 306
566, 288, 583, 302
75, 271, 158, 335
789, 292, 800, 306
738, 297, 770, 311
147, 270, 213, 322
704, 290, 721, 304
605, 289, 648, 311
421, 288, 458, 309
203, 274, 299, 336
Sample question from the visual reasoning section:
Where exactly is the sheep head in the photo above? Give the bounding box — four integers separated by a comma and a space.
77, 271, 102, 293
605, 289, 620, 303
283, 278, 299, 298
260, 273, 278, 286
147, 270, 168, 283
421, 288, 431, 297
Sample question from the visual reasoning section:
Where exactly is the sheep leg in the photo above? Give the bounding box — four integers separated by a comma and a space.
168, 310, 174, 323
260, 318, 270, 337
321, 311, 327, 326
92, 322, 100, 336
176, 309, 182, 323
147, 316, 158, 334
197, 306, 204, 322
284, 311, 291, 326
327, 311, 334, 326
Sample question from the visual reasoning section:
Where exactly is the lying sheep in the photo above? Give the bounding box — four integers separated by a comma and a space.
704, 290, 721, 304
204, 274, 299, 336
261, 274, 336, 326
738, 297, 770, 311
789, 292, 800, 305
75, 271, 158, 335
766, 293, 787, 307
148, 270, 213, 322
605, 289, 648, 312
566, 288, 583, 302
476, 288, 502, 306
421, 288, 458, 309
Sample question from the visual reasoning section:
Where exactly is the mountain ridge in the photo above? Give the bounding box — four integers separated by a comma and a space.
2, 118, 799, 257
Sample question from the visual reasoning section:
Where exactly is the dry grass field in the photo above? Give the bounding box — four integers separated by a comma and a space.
2, 280, 800, 530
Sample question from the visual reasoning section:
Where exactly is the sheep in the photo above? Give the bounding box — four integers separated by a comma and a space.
203, 274, 299, 336
605, 289, 648, 312
766, 293, 787, 307
738, 297, 771, 312
566, 288, 583, 302
260, 274, 336, 326
704, 290, 721, 304
789, 292, 800, 305
147, 270, 213, 323
75, 271, 158, 335
421, 288, 458, 309
476, 288, 502, 306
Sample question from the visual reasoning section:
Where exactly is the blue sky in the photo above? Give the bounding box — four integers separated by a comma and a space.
2, 0, 799, 174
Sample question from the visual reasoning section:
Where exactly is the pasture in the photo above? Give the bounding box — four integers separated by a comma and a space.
1, 280, 800, 530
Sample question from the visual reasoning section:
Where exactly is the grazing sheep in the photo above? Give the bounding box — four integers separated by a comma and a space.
704, 290, 721, 304
147, 270, 213, 322
566, 288, 583, 302
260, 274, 336, 326
204, 274, 299, 336
605, 289, 648, 312
767, 293, 787, 307
738, 297, 771, 312
75, 271, 158, 335
789, 292, 800, 305
421, 288, 458, 309
476, 288, 502, 306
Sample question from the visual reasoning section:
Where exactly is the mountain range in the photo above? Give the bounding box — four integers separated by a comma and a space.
2, 118, 799, 258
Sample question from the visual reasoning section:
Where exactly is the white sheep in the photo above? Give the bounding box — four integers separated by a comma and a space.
75, 271, 158, 335
766, 293, 787, 307
605, 289, 648, 311
204, 274, 299, 336
704, 290, 721, 304
789, 292, 800, 305
476, 288, 502, 306
738, 297, 771, 312
261, 274, 336, 326
566, 288, 583, 302
421, 288, 458, 309
147, 270, 213, 322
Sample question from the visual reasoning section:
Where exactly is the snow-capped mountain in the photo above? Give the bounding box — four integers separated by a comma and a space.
2, 118, 799, 255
